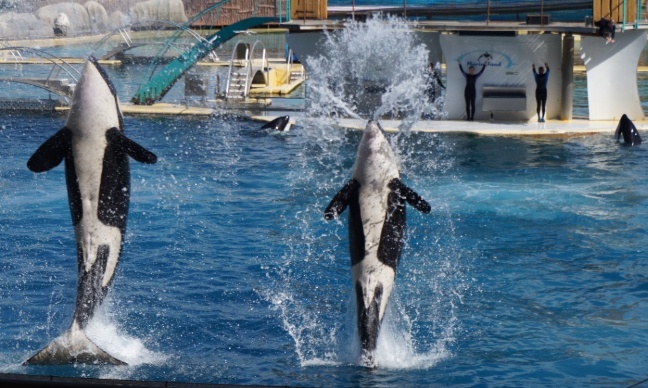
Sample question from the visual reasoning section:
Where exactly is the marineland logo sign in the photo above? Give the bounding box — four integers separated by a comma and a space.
458, 50, 514, 68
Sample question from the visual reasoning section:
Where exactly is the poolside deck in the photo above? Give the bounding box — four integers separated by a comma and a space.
335, 118, 636, 136
251, 115, 641, 137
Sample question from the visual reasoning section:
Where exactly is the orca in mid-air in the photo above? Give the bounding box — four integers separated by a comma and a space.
260, 115, 291, 134
24, 57, 157, 365
324, 121, 431, 366
615, 114, 642, 145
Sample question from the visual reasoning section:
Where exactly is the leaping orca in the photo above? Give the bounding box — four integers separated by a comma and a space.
24, 57, 157, 365
260, 115, 291, 134
615, 114, 642, 145
324, 121, 431, 366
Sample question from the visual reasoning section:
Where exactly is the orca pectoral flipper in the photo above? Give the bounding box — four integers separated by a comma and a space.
27, 127, 72, 172
389, 178, 431, 214
106, 127, 157, 164
324, 179, 360, 220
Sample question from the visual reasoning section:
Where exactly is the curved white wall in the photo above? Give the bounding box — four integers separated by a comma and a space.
581, 30, 646, 121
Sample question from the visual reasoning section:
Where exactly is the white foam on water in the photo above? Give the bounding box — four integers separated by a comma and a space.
372, 294, 454, 370
261, 15, 472, 371
84, 306, 169, 379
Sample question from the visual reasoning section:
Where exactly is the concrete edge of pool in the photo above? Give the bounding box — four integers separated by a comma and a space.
51, 102, 637, 137
57, 102, 630, 137
0, 372, 293, 388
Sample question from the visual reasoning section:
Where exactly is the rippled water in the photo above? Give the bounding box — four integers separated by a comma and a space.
1, 113, 648, 386
1, 17, 648, 387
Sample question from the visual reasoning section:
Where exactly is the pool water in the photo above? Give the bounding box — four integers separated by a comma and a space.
2, 18, 648, 386
1, 112, 648, 386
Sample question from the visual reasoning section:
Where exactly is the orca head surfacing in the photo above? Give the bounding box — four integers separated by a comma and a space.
324, 120, 431, 366
260, 115, 291, 133
615, 114, 642, 145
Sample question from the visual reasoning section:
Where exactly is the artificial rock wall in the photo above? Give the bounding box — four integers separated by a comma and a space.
0, 0, 187, 39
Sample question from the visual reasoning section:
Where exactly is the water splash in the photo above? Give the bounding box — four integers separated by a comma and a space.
306, 14, 444, 130
262, 14, 466, 373
260, 116, 472, 369
86, 316, 167, 368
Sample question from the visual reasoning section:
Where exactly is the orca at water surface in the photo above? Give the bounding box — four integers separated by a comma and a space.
324, 120, 431, 367
615, 114, 642, 145
24, 57, 157, 365
260, 115, 291, 134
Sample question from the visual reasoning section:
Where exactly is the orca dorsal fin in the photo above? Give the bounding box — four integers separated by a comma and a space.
27, 127, 72, 172
389, 178, 431, 214
106, 127, 157, 164
324, 179, 360, 220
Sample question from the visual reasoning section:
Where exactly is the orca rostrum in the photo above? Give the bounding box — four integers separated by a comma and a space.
24, 57, 157, 365
324, 121, 431, 366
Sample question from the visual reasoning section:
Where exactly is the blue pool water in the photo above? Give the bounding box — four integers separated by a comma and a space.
2, 19, 648, 387
2, 112, 648, 386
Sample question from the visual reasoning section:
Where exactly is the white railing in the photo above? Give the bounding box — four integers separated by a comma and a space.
250, 41, 269, 87
286, 48, 293, 79
225, 39, 270, 99
7, 49, 23, 61
225, 40, 251, 99
118, 28, 133, 46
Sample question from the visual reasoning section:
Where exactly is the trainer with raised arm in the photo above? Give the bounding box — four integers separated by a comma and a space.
532, 62, 550, 122
458, 60, 487, 121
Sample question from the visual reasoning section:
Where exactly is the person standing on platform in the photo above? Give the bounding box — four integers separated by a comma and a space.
458, 60, 487, 121
426, 62, 445, 103
595, 18, 616, 43
532, 63, 549, 122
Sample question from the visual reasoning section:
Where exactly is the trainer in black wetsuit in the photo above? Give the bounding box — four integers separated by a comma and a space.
595, 18, 616, 43
426, 62, 445, 102
458, 61, 486, 121
532, 63, 550, 122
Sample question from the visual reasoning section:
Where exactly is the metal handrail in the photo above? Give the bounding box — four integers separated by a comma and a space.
250, 40, 269, 86
636, 0, 643, 29
131, 17, 276, 104
118, 28, 132, 46
225, 40, 252, 99
0, 47, 80, 81
144, 0, 232, 77
285, 48, 294, 83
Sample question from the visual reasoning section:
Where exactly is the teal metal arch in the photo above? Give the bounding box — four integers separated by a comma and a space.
1, 47, 80, 81
0, 78, 74, 100
131, 16, 277, 105
92, 21, 206, 61
101, 42, 188, 61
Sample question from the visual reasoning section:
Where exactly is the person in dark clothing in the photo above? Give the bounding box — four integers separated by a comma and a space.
426, 62, 445, 102
458, 60, 486, 121
595, 18, 616, 43
532, 63, 549, 122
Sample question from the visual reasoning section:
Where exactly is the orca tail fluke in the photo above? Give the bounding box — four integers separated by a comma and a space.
23, 327, 126, 366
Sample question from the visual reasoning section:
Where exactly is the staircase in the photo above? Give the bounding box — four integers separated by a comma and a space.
290, 68, 304, 83
131, 17, 277, 105
226, 70, 249, 100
